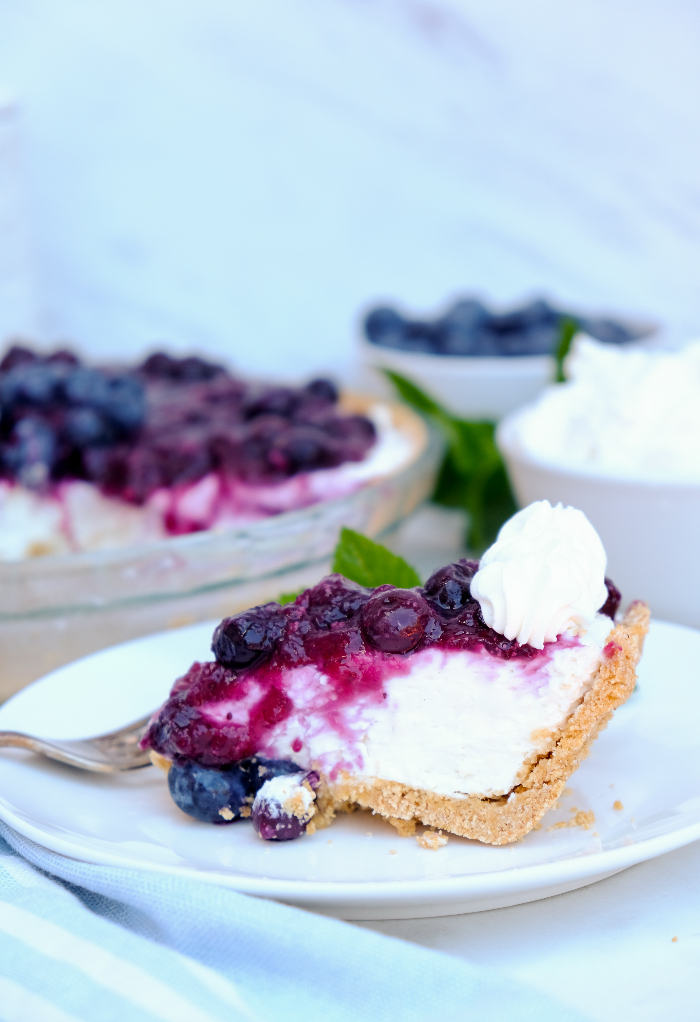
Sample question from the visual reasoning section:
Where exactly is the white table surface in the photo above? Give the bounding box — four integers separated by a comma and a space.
360, 841, 700, 1022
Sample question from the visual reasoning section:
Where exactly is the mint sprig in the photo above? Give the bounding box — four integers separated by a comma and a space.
554, 316, 578, 382
384, 370, 516, 553
332, 527, 421, 588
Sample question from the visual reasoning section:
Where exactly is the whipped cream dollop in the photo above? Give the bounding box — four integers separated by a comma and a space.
502, 336, 700, 483
470, 500, 608, 649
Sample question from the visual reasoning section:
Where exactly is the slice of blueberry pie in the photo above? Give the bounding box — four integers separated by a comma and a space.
142, 501, 649, 845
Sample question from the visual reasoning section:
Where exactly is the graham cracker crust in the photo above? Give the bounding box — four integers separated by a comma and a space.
318, 602, 650, 845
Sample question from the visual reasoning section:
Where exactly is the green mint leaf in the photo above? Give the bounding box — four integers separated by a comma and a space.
384, 370, 516, 553
278, 589, 304, 605
332, 527, 421, 588
554, 316, 578, 382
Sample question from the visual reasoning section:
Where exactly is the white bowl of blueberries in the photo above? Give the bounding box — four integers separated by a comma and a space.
360, 296, 655, 420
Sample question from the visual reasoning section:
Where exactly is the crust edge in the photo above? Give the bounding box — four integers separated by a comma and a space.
319, 602, 650, 845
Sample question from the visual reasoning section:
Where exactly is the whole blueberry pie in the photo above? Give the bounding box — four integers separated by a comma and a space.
142, 501, 649, 845
0, 345, 412, 559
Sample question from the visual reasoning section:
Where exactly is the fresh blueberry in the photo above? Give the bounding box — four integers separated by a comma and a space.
212, 604, 286, 670
139, 352, 179, 379
269, 426, 331, 473
100, 375, 146, 433
139, 352, 224, 381
364, 307, 407, 348
424, 560, 479, 615
1, 417, 57, 487
62, 367, 108, 408
46, 349, 80, 367
167, 756, 305, 824
168, 760, 252, 823
244, 387, 299, 420
63, 407, 114, 447
361, 588, 431, 653
579, 318, 636, 346
437, 299, 490, 355
398, 321, 441, 354
486, 300, 560, 357
0, 346, 38, 373
176, 356, 225, 382
599, 578, 622, 620
0, 362, 62, 409
304, 378, 338, 403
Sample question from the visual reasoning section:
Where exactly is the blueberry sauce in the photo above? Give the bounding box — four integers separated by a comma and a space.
142, 564, 561, 766
0, 346, 376, 522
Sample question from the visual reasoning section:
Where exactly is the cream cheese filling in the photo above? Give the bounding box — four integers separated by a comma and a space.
255, 614, 613, 800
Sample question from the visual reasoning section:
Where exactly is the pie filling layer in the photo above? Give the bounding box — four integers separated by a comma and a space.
142, 550, 627, 841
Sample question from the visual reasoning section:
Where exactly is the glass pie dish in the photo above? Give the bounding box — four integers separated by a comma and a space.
0, 397, 440, 701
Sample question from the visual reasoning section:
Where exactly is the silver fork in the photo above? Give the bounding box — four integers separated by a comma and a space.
0, 714, 155, 772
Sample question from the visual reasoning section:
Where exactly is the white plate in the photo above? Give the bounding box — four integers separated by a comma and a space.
0, 620, 699, 920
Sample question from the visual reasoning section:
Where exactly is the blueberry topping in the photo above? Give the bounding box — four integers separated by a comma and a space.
306, 574, 370, 630
2, 416, 57, 487
139, 352, 225, 382
212, 604, 286, 670
0, 345, 37, 372
304, 378, 338, 403
144, 558, 554, 769
599, 577, 622, 620
424, 559, 479, 615
361, 588, 431, 653
0, 345, 375, 502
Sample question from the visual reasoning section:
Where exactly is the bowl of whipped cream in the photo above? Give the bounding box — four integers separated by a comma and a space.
0, 346, 441, 700
497, 336, 700, 628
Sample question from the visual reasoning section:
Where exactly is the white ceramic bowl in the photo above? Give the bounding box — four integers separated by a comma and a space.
359, 337, 552, 420
498, 416, 700, 629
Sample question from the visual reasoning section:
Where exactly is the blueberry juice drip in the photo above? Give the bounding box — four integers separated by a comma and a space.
0, 346, 376, 529
143, 563, 559, 772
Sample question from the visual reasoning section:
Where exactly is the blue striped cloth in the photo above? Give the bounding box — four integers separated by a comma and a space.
0, 821, 587, 1022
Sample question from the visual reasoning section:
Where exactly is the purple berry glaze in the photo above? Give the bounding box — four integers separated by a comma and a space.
0, 346, 376, 527
142, 566, 555, 767
600, 578, 622, 620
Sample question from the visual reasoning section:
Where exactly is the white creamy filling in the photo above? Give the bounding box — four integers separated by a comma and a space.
258, 614, 612, 799
0, 402, 411, 559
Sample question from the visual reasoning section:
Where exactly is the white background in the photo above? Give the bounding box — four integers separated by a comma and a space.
1, 0, 699, 380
